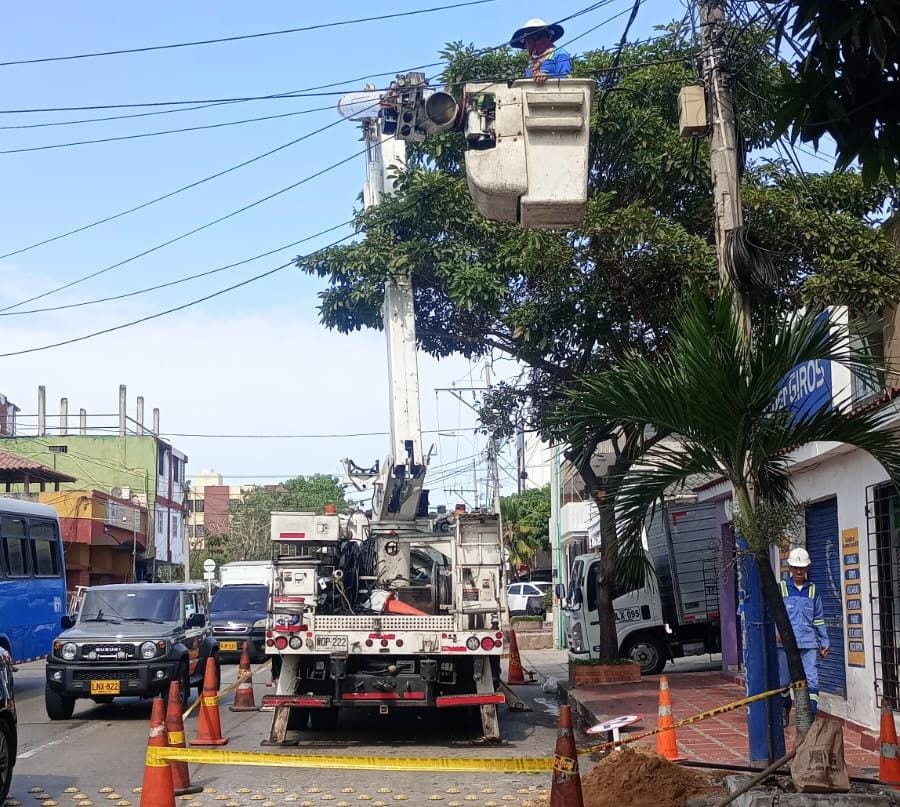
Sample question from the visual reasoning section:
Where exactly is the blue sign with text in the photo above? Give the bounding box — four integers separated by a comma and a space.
774, 311, 833, 422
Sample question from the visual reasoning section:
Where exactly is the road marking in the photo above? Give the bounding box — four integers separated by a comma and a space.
19, 734, 69, 759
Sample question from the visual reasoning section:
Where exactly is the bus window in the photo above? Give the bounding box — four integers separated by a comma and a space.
2, 517, 29, 577
30, 520, 61, 577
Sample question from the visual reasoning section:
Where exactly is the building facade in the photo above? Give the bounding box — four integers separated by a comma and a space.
187, 470, 251, 551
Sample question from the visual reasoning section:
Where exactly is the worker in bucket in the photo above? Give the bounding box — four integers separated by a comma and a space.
778, 547, 829, 725
509, 18, 572, 84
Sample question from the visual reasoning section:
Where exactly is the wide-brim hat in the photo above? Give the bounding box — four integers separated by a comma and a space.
510, 18, 564, 49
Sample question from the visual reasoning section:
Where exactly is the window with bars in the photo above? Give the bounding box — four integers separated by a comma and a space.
868, 482, 900, 709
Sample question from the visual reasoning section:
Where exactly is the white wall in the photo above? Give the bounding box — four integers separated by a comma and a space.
790, 445, 891, 730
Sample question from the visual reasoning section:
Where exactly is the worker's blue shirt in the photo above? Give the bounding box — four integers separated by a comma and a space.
526, 47, 573, 79
779, 578, 829, 650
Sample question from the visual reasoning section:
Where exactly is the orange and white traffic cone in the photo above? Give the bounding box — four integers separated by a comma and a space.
550, 704, 584, 807
879, 700, 900, 785
505, 630, 527, 685
229, 641, 258, 712
189, 657, 228, 746
165, 681, 202, 796
139, 697, 176, 807
655, 676, 681, 761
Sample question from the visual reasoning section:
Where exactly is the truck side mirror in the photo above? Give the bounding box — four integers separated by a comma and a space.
187, 613, 206, 628
554, 583, 566, 601
61, 615, 75, 630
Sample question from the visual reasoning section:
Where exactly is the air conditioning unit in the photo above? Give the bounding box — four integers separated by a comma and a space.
109, 486, 131, 500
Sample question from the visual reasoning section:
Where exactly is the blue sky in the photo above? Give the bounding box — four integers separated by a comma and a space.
0, 0, 690, 503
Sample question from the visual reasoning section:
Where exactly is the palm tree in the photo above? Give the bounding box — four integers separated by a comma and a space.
563, 292, 900, 733
499, 495, 544, 574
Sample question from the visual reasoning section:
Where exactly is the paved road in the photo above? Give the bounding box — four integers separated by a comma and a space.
8, 659, 561, 807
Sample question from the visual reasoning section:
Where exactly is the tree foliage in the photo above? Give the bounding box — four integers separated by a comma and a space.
191, 475, 347, 579
766, 0, 900, 183
500, 486, 551, 572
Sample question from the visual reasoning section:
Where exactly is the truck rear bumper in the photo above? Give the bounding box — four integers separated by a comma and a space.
261, 692, 504, 709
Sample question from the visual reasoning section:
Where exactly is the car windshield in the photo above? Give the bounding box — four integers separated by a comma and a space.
80, 589, 181, 623
211, 585, 268, 612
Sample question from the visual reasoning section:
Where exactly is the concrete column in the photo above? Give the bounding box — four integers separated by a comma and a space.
152, 408, 160, 435
136, 396, 145, 435
38, 386, 46, 436
79, 409, 87, 435
60, 398, 69, 436
118, 385, 127, 436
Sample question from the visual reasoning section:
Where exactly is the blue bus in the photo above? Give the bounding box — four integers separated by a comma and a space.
0, 498, 67, 664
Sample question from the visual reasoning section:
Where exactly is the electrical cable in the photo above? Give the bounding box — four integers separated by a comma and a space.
0, 220, 354, 317
0, 133, 367, 313
0, 1, 500, 67
0, 105, 336, 155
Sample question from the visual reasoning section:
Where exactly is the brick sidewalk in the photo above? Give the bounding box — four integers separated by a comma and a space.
567, 671, 880, 777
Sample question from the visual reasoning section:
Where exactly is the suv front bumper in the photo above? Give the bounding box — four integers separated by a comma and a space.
46, 660, 181, 699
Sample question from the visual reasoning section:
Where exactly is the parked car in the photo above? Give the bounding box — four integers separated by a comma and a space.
45, 583, 219, 720
507, 583, 547, 616
209, 584, 269, 662
0, 648, 16, 804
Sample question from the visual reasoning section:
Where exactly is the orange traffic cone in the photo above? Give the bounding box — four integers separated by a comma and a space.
190, 657, 228, 746
550, 704, 584, 807
505, 630, 527, 685
165, 681, 202, 796
879, 701, 900, 785
139, 697, 176, 807
655, 676, 681, 761
229, 641, 259, 712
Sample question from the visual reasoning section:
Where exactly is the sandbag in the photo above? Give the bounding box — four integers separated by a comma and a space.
790, 718, 850, 793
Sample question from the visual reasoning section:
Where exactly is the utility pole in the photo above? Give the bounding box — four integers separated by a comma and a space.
698, 0, 782, 766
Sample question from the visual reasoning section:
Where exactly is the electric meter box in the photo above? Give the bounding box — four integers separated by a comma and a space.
463, 78, 595, 229
270, 511, 341, 543
678, 85, 707, 137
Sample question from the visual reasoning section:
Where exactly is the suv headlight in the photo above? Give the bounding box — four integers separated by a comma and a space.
61, 642, 77, 661
140, 641, 159, 660
253, 619, 268, 629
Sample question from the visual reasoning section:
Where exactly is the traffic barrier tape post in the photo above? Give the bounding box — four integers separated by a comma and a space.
146, 747, 554, 774
579, 680, 808, 754
182, 660, 271, 720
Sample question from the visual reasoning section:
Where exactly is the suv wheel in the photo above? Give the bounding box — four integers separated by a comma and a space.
0, 717, 14, 804
45, 684, 76, 720
165, 663, 190, 710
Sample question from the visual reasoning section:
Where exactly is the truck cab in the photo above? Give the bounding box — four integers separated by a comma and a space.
560, 501, 722, 675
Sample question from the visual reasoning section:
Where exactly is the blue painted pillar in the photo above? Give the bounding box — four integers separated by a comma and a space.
736, 537, 785, 765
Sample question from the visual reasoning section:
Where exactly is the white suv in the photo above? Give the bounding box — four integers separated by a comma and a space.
507, 582, 549, 615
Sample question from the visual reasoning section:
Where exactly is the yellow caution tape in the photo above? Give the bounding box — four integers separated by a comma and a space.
148, 747, 553, 774
580, 680, 808, 754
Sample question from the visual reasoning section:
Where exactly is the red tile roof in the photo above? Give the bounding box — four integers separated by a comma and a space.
0, 449, 76, 482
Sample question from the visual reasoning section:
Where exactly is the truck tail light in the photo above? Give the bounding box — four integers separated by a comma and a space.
274, 636, 288, 651
480, 637, 495, 651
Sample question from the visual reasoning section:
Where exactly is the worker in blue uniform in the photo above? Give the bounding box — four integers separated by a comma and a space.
778, 547, 830, 725
509, 18, 573, 84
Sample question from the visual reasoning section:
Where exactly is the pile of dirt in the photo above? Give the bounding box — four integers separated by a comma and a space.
581, 747, 717, 807
523, 747, 721, 807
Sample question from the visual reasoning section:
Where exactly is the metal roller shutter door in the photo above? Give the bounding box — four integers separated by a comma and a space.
805, 498, 847, 697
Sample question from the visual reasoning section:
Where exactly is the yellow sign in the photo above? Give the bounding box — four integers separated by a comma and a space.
841, 528, 865, 668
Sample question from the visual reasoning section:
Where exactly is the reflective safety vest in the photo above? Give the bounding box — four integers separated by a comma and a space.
779, 578, 829, 650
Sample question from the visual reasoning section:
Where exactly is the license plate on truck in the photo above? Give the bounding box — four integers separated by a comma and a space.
218, 641, 238, 651
90, 680, 120, 695
315, 636, 348, 650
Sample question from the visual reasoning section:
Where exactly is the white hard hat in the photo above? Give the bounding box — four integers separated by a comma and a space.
788, 547, 811, 568
510, 18, 565, 49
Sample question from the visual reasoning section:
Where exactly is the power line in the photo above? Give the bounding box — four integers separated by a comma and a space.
0, 135, 367, 313
0, 220, 354, 317
0, 117, 348, 263
0, 105, 336, 155
0, 1, 499, 67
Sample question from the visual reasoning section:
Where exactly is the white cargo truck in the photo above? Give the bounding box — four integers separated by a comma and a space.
219, 560, 274, 588
560, 500, 721, 675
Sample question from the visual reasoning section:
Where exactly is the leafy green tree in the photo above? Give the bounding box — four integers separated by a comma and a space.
500, 486, 551, 573
190, 475, 347, 578
563, 293, 900, 731
763, 0, 900, 183
297, 28, 899, 663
